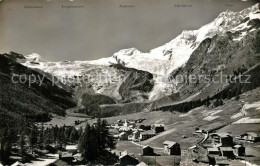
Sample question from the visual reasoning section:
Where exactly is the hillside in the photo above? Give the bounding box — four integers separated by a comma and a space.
0, 52, 76, 123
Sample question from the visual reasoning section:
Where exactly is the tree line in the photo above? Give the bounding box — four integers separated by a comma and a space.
0, 117, 117, 165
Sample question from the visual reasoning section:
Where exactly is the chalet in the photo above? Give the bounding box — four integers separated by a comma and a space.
211, 133, 233, 147
219, 147, 234, 159
152, 124, 165, 133
119, 154, 139, 166
239, 132, 260, 142
119, 132, 129, 141
234, 145, 245, 156
139, 131, 155, 141
208, 155, 216, 166
65, 145, 77, 154
207, 147, 219, 156
133, 130, 141, 140
163, 141, 181, 155
139, 124, 151, 131
142, 145, 154, 156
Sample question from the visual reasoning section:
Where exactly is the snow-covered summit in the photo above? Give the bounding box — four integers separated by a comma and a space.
24, 53, 46, 63
92, 3, 259, 75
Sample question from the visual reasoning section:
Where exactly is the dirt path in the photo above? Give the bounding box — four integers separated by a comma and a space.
197, 131, 209, 145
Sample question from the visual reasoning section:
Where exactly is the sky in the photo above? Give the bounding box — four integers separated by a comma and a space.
0, 0, 258, 61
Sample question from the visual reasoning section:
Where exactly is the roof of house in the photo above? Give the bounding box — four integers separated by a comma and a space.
120, 150, 128, 156
140, 124, 151, 126
163, 140, 178, 148
211, 133, 232, 138
119, 154, 137, 160
119, 126, 131, 131
219, 147, 233, 151
73, 153, 83, 161
61, 152, 73, 158
141, 130, 155, 135
153, 124, 165, 127
65, 145, 77, 150
119, 132, 127, 136
143, 145, 153, 150
133, 130, 140, 134
234, 145, 243, 148
246, 132, 260, 137
207, 147, 219, 152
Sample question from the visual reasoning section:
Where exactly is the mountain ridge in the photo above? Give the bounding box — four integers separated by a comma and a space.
14, 3, 260, 103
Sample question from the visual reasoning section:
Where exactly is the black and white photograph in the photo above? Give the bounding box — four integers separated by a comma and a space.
0, 0, 260, 165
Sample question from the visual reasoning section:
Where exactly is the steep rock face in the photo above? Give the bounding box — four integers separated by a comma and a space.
118, 70, 154, 103
155, 16, 260, 107
21, 58, 154, 103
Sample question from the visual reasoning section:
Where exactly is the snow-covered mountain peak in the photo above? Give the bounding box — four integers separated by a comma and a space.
113, 48, 141, 57
24, 53, 46, 63
240, 3, 259, 16
104, 3, 259, 76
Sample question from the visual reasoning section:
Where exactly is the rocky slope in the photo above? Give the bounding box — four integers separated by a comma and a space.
0, 52, 76, 123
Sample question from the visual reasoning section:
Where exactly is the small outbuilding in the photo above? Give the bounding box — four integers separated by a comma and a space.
240, 132, 260, 142
139, 131, 155, 141
163, 140, 181, 155
207, 147, 219, 156
219, 147, 234, 159
133, 130, 141, 140
139, 124, 151, 131
119, 132, 129, 141
211, 133, 233, 147
119, 154, 139, 166
65, 145, 78, 154
152, 124, 165, 133
142, 145, 154, 156
234, 144, 245, 156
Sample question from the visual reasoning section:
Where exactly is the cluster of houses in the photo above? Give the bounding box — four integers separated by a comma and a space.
236, 132, 260, 142
108, 118, 183, 165
111, 118, 165, 142
206, 132, 260, 159
116, 140, 181, 166
207, 133, 243, 159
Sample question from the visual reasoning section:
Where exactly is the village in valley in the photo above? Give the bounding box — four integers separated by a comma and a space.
49, 111, 260, 166
1, 86, 259, 166
5, 87, 260, 166
100, 116, 259, 166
